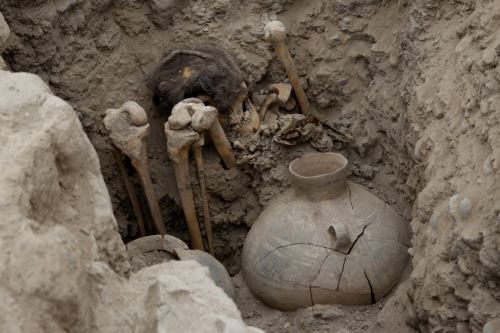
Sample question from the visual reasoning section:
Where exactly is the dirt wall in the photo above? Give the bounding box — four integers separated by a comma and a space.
401, 1, 500, 332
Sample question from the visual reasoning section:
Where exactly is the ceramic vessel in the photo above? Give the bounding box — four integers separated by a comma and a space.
127, 235, 234, 298
242, 152, 410, 310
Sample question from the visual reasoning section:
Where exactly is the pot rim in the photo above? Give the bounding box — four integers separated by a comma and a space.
289, 152, 348, 179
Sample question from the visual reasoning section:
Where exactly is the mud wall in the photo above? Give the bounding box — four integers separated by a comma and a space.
400, 1, 500, 332
1, 0, 499, 331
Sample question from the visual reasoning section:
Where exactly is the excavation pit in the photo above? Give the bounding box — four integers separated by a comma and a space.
2, 0, 497, 332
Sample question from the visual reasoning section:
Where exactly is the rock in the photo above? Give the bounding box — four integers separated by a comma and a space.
449, 194, 472, 221
429, 213, 438, 229
482, 34, 500, 68
456, 322, 471, 333
172, 248, 236, 299
0, 57, 6, 70
0, 70, 129, 275
458, 197, 472, 219
149, 0, 189, 29
0, 11, 9, 50
130, 262, 262, 333
0, 10, 10, 69
339, 16, 367, 32
0, 70, 261, 333
483, 318, 500, 333
54, 0, 82, 13
311, 304, 345, 320
483, 156, 496, 176
482, 46, 498, 68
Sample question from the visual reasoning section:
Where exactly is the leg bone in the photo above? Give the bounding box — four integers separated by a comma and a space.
112, 147, 146, 237
265, 21, 311, 115
165, 125, 205, 250
130, 151, 167, 236
192, 138, 215, 255
183, 98, 236, 169
104, 101, 167, 235
209, 118, 236, 169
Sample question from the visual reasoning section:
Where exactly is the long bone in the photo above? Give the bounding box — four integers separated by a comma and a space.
208, 114, 236, 169
190, 102, 221, 256
111, 147, 146, 236
192, 138, 215, 255
185, 98, 236, 169
165, 124, 205, 250
104, 101, 167, 235
166, 99, 235, 253
264, 21, 311, 115
259, 83, 295, 121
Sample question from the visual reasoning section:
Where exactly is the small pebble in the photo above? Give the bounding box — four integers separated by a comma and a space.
233, 140, 245, 150
449, 194, 472, 220
483, 156, 494, 175
429, 213, 438, 229
458, 197, 472, 219
456, 322, 471, 333
483, 318, 500, 333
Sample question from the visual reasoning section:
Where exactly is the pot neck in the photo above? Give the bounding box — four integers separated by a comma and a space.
289, 152, 349, 199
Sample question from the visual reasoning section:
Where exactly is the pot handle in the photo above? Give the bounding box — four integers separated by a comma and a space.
328, 223, 352, 253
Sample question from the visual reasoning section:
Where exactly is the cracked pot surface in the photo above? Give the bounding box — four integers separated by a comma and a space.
242, 152, 410, 310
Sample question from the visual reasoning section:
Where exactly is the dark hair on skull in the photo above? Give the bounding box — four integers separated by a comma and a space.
149, 45, 246, 115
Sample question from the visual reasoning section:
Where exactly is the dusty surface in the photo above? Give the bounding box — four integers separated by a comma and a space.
1, 0, 500, 332
233, 272, 382, 333
0, 69, 262, 333
402, 2, 500, 332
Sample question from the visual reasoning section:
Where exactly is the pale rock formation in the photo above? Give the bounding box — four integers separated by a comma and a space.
0, 11, 9, 48
0, 11, 9, 69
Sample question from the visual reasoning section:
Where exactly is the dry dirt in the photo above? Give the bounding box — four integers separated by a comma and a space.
1, 0, 500, 332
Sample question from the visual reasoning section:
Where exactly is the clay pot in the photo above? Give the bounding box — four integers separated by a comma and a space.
242, 152, 410, 310
127, 235, 234, 298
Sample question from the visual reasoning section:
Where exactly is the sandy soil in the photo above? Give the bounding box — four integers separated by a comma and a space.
233, 273, 384, 333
